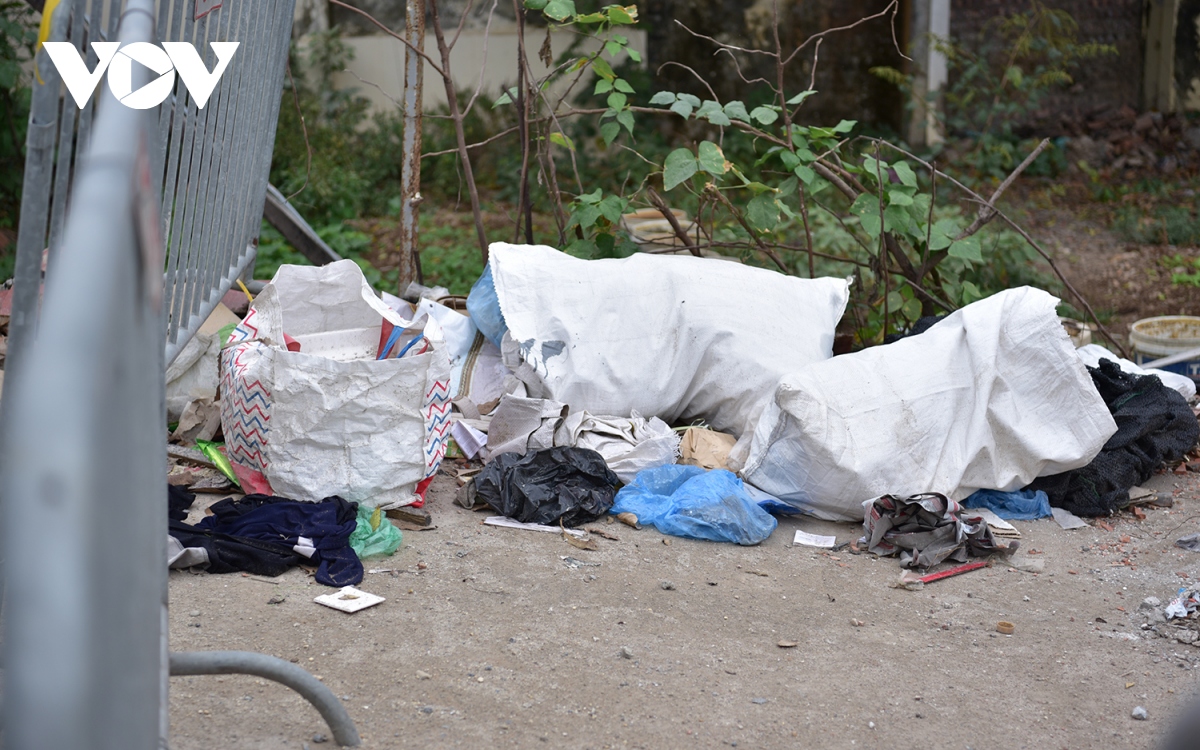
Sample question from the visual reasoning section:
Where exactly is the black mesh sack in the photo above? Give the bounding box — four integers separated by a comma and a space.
1027, 359, 1199, 516
476, 446, 620, 527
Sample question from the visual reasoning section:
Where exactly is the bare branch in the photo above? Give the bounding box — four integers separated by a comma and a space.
705, 184, 788, 272
888, 0, 912, 61
422, 126, 519, 158
952, 138, 1049, 240
449, 0, 474, 50
715, 48, 771, 87
655, 61, 720, 103
284, 64, 312, 202
647, 187, 703, 257
783, 0, 898, 66
874, 139, 1126, 355
460, 0, 501, 118
328, 0, 447, 78
675, 19, 776, 57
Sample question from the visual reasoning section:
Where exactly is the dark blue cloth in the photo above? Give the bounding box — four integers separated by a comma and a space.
962, 488, 1052, 521
195, 494, 362, 586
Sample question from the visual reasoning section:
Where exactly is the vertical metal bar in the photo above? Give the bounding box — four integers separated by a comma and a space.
6, 5, 69, 379
160, 0, 195, 345
45, 0, 85, 261
166, 6, 208, 343
399, 0, 425, 288
183, 3, 230, 324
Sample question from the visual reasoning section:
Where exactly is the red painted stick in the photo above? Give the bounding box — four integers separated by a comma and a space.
919, 560, 990, 584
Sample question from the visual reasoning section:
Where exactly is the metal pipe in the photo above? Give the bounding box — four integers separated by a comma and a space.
169, 651, 361, 747
1143, 345, 1200, 370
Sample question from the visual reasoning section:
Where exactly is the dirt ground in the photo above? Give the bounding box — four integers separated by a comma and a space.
168, 466, 1200, 750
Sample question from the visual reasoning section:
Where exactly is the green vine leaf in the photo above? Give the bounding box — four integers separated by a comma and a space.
663, 148, 698, 191
746, 194, 780, 233
616, 108, 635, 134
785, 89, 816, 106
723, 101, 750, 122
649, 91, 677, 106
750, 106, 778, 125
544, 0, 575, 21
600, 120, 620, 146
549, 132, 576, 151
947, 234, 983, 263
892, 161, 917, 187
697, 141, 727, 176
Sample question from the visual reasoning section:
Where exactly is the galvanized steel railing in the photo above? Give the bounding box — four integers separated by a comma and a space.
2, 1, 361, 746
3, 3, 169, 745
10, 0, 296, 368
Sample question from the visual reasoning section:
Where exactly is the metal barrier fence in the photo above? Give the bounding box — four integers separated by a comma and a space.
3, 2, 168, 745
10, 0, 296, 369
3, 1, 361, 747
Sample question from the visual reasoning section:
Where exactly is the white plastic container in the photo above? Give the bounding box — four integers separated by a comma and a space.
1129, 316, 1200, 381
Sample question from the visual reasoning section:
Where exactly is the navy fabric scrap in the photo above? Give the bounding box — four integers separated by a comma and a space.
168, 491, 362, 586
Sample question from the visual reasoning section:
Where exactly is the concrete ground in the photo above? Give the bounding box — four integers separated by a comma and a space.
167, 468, 1200, 749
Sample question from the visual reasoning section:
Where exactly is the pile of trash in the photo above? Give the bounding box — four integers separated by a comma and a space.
161, 239, 1200, 589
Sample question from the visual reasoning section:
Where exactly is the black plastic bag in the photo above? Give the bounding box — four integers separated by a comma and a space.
476, 446, 619, 527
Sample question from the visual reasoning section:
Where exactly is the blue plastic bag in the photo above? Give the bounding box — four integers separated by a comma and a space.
466, 264, 508, 348
612, 465, 777, 545
962, 488, 1052, 520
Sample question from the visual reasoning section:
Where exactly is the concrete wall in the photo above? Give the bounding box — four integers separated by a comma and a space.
330, 25, 647, 114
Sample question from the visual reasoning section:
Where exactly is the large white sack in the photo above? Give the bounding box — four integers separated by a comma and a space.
740, 287, 1118, 521
489, 243, 850, 437
220, 260, 451, 508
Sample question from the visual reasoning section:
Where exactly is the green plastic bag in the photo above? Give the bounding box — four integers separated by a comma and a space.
349, 505, 402, 559
195, 440, 240, 488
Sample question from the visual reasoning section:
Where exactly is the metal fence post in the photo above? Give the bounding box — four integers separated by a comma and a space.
2, 1, 166, 746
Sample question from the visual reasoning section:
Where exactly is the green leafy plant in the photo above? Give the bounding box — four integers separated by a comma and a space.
871, 1, 1115, 182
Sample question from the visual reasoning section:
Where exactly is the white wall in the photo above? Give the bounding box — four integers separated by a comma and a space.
325, 26, 647, 115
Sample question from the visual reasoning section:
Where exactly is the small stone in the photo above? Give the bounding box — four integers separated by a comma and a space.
1011, 559, 1045, 574
1132, 706, 1148, 720
1140, 597, 1162, 611
1023, 596, 1030, 602
660, 580, 676, 591
416, 670, 431, 680
189, 610, 201, 617
868, 721, 875, 729
311, 734, 328, 744
267, 595, 286, 605
619, 646, 634, 659
751, 697, 768, 705
341, 695, 351, 701
421, 706, 434, 715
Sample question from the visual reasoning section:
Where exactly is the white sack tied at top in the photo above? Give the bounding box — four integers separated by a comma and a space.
488, 242, 850, 439
740, 286, 1119, 522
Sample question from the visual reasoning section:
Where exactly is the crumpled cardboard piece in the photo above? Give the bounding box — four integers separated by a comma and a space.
679, 427, 737, 470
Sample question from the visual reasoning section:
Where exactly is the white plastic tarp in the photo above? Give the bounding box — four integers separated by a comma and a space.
741, 287, 1119, 521
489, 243, 850, 438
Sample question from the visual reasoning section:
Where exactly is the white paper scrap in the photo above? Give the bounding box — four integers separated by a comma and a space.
793, 530, 836, 548
968, 508, 1021, 538
1051, 506, 1089, 530
314, 586, 385, 613
484, 516, 587, 538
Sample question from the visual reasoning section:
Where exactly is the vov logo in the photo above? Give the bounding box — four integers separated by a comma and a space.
43, 42, 239, 110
